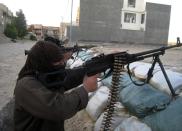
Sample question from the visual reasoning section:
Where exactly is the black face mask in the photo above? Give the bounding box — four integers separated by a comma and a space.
52, 62, 66, 71
36, 62, 67, 89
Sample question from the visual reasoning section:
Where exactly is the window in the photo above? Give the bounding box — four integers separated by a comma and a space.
128, 0, 136, 8
124, 13, 136, 23
141, 14, 145, 24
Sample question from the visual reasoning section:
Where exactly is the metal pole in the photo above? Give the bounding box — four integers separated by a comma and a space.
70, 0, 73, 43
61, 16, 63, 40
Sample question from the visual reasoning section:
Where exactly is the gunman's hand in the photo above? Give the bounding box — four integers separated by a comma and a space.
83, 74, 98, 92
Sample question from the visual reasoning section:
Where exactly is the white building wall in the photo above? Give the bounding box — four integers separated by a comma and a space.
0, 3, 13, 33
122, 0, 145, 11
121, 0, 146, 31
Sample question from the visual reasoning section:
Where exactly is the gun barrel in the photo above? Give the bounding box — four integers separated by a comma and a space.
133, 42, 182, 57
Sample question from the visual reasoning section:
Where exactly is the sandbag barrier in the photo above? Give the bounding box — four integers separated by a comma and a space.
69, 51, 182, 131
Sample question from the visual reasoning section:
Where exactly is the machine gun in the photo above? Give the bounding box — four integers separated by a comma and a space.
38, 38, 181, 130
39, 38, 181, 96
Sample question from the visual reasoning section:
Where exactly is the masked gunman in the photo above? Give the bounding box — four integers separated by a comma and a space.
14, 41, 98, 131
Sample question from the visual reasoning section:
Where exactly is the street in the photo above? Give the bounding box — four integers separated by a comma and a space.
0, 41, 34, 109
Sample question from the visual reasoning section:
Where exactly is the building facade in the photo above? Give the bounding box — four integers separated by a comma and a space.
0, 3, 13, 33
28, 24, 60, 40
60, 22, 70, 40
68, 0, 171, 44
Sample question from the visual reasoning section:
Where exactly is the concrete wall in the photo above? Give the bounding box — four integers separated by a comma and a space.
0, 4, 13, 33
144, 3, 171, 44
77, 0, 146, 43
69, 0, 171, 44
78, 0, 123, 42
0, 6, 5, 33
67, 26, 81, 41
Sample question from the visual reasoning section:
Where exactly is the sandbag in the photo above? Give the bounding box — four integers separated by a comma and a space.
69, 58, 84, 68
68, 50, 94, 68
94, 102, 130, 131
142, 97, 182, 131
133, 63, 160, 80
101, 75, 112, 88
86, 86, 110, 121
119, 81, 171, 118
75, 50, 88, 58
115, 116, 151, 131
150, 70, 182, 95
129, 62, 182, 95
118, 72, 134, 90
101, 72, 133, 91
66, 59, 74, 67
80, 54, 93, 61
86, 49, 94, 54
75, 50, 93, 61
126, 62, 147, 74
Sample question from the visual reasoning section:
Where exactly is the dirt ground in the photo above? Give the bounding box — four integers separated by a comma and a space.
0, 41, 182, 130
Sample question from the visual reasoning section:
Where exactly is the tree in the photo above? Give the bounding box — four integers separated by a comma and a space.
14, 9, 27, 38
4, 23, 18, 39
